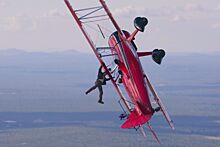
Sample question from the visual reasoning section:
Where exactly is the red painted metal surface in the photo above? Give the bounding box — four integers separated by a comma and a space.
108, 31, 154, 128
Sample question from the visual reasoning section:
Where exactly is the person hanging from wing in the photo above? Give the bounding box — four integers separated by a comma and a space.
85, 65, 111, 104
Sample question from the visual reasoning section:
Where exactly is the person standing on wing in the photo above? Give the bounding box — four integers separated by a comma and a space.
85, 65, 111, 104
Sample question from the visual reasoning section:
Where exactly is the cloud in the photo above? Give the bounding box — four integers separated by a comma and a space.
112, 4, 211, 23
0, 0, 8, 7
216, 4, 220, 11
0, 14, 37, 31
168, 3, 216, 22
2, 16, 20, 31
0, 8, 68, 32
112, 6, 147, 17
43, 9, 68, 18
171, 15, 186, 22
211, 23, 220, 29
205, 136, 220, 140
184, 3, 206, 12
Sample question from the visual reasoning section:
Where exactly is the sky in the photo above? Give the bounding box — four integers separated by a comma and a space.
0, 0, 220, 53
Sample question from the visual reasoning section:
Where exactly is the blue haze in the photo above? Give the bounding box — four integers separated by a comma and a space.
0, 49, 220, 146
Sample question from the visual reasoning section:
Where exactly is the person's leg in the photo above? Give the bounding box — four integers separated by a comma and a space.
85, 85, 97, 95
98, 85, 104, 104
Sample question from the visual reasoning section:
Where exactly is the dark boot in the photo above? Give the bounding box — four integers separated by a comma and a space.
98, 99, 104, 104
85, 89, 92, 95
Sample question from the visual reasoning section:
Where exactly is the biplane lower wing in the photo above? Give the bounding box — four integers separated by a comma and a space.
64, 0, 131, 111
145, 75, 175, 130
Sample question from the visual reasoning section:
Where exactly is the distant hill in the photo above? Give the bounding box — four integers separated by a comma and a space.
1, 48, 220, 88
0, 49, 219, 114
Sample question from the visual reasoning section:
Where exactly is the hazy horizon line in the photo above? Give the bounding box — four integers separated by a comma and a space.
1, 48, 220, 56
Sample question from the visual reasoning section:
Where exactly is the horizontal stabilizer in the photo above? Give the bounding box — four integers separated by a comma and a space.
121, 111, 151, 129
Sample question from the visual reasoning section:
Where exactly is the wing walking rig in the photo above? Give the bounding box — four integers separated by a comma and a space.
64, 0, 174, 144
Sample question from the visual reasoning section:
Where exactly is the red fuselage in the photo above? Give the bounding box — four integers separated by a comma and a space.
108, 31, 154, 116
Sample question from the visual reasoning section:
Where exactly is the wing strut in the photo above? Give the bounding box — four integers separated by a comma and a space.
139, 125, 146, 137
147, 122, 161, 144
99, 0, 123, 36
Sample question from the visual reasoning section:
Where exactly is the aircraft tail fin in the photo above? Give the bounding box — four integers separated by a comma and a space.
121, 110, 151, 129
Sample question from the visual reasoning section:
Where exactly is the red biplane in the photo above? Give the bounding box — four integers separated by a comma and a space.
64, 0, 174, 143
